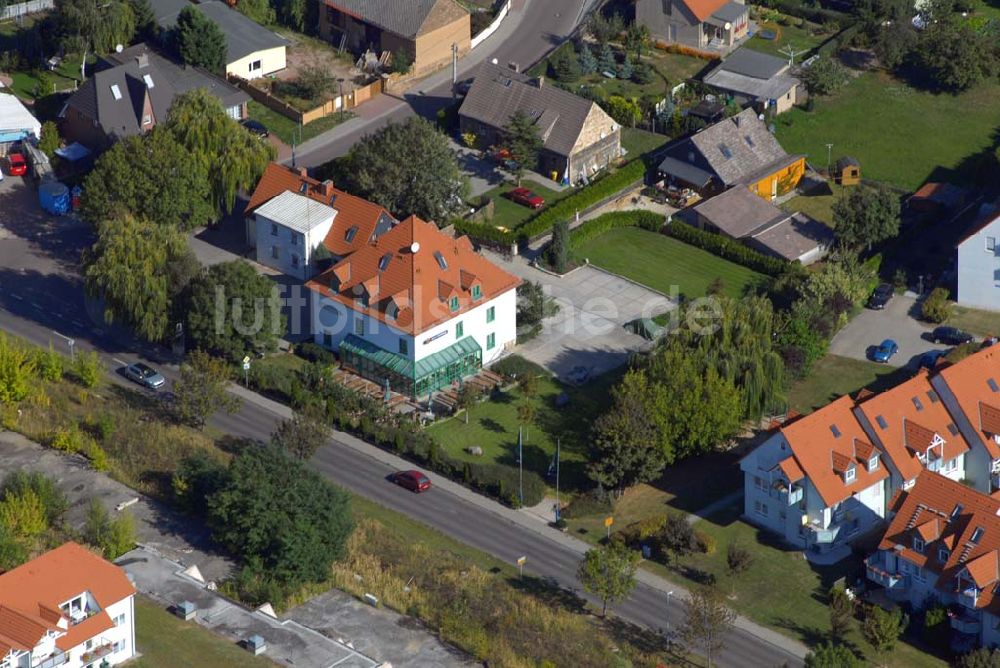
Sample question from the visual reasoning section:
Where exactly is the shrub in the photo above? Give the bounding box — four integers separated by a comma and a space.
0, 472, 68, 526
294, 342, 337, 365
490, 355, 546, 381
694, 530, 717, 555
49, 425, 84, 453
35, 345, 63, 381
72, 351, 104, 388
519, 159, 647, 241
652, 40, 721, 61
569, 210, 664, 249
562, 488, 613, 519
664, 220, 793, 277
0, 488, 48, 537
453, 219, 517, 247
921, 287, 951, 323
84, 441, 110, 472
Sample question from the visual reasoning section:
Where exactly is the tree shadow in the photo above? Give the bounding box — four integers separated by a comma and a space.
478, 417, 507, 434
772, 616, 831, 649
507, 573, 588, 614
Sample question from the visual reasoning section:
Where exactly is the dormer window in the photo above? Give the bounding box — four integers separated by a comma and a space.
913, 536, 925, 552
844, 466, 855, 483
449, 296, 459, 312
471, 284, 482, 300
868, 455, 879, 471
939, 548, 950, 562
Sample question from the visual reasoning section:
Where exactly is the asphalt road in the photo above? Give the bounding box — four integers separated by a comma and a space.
291, 0, 600, 168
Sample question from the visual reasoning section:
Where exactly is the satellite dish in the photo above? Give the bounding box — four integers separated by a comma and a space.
410, 241, 420, 254
724, 22, 732, 30
758, 113, 765, 121
491, 58, 498, 65
115, 44, 124, 53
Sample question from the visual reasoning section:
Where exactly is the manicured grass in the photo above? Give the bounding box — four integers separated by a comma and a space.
775, 71, 1000, 191
621, 127, 669, 159
782, 183, 845, 227
571, 226, 766, 300
426, 366, 623, 491
473, 179, 568, 231
247, 101, 354, 146
747, 20, 829, 58
787, 353, 910, 414
947, 304, 1000, 337
133, 596, 275, 667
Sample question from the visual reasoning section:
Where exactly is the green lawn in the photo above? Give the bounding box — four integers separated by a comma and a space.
746, 20, 829, 58
782, 183, 844, 227
133, 596, 275, 667
473, 179, 568, 231
787, 353, 911, 414
247, 101, 354, 146
572, 226, 766, 300
426, 363, 622, 491
775, 71, 1000, 191
621, 127, 669, 159
947, 304, 1000, 337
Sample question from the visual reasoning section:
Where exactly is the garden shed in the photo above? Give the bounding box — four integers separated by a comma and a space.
833, 156, 860, 186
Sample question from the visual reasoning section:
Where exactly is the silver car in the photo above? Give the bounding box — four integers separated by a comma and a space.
125, 362, 165, 389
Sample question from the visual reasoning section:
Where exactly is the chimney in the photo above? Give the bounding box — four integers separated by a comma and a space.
322, 179, 335, 197
534, 76, 544, 89
297, 167, 307, 178
136, 52, 149, 69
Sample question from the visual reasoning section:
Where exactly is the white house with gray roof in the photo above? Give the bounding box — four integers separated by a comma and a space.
458, 62, 622, 185
254, 191, 338, 280
152, 0, 288, 78
703, 47, 801, 114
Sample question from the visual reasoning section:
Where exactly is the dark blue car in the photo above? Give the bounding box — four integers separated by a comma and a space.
871, 339, 899, 363
918, 349, 948, 370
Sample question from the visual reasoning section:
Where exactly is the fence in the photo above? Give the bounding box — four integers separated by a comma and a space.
228, 75, 383, 125
471, 0, 512, 49
0, 0, 53, 21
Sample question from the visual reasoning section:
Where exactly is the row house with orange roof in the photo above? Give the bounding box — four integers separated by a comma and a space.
865, 472, 1000, 649
743, 346, 1000, 556
0, 542, 136, 668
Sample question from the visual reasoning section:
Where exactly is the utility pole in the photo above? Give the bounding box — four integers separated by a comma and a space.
518, 426, 524, 507
825, 143, 834, 177
555, 437, 561, 522
451, 42, 459, 100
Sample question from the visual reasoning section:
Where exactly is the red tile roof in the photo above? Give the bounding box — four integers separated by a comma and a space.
936, 346, 1000, 459
306, 216, 521, 335
777, 395, 888, 507
877, 472, 1000, 613
681, 0, 732, 22
856, 370, 970, 482
245, 163, 396, 258
0, 543, 134, 652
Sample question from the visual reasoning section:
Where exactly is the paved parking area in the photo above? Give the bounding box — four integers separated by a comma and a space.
829, 293, 951, 368
486, 251, 671, 379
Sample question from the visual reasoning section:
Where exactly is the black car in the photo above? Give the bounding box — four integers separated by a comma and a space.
931, 326, 974, 345
867, 283, 893, 309
241, 119, 269, 139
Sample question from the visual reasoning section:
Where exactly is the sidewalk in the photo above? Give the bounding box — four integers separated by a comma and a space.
227, 384, 810, 660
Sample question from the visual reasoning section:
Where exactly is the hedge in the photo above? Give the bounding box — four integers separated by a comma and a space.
766, 0, 853, 26
663, 220, 793, 277
568, 210, 665, 249
453, 219, 517, 246
518, 158, 648, 241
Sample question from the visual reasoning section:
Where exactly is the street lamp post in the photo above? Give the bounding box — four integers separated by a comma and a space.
337, 78, 345, 122
666, 590, 674, 633
52, 331, 75, 361
825, 143, 834, 177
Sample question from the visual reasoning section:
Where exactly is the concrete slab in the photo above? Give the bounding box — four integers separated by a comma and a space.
829, 294, 951, 368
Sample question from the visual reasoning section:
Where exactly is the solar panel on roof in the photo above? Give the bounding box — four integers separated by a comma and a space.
830, 424, 841, 438
110, 84, 122, 101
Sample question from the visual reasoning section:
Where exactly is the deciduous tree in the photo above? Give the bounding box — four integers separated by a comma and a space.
913, 18, 999, 92
0, 488, 47, 537
829, 585, 853, 642
175, 6, 226, 73
207, 444, 354, 586
172, 350, 239, 428
184, 260, 284, 361
577, 541, 640, 617
235, 0, 274, 26
0, 332, 35, 404
84, 213, 195, 342
861, 604, 907, 666
38, 121, 61, 158
832, 185, 901, 251
725, 541, 753, 594
680, 588, 737, 668
271, 407, 331, 460
55, 0, 136, 57
341, 117, 463, 221
660, 512, 697, 563
802, 56, 849, 96
167, 89, 275, 215
805, 642, 861, 668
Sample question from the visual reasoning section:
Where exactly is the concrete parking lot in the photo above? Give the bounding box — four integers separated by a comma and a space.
485, 251, 671, 379
829, 293, 952, 368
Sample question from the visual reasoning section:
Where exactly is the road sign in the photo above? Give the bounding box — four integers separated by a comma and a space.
243, 362, 251, 371
516, 556, 526, 567
604, 516, 614, 528
242, 356, 251, 365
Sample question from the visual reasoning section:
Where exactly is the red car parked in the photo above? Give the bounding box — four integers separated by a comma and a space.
505, 187, 545, 209
6, 152, 26, 177
391, 470, 432, 493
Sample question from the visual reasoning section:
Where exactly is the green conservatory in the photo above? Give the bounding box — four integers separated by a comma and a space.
339, 334, 482, 398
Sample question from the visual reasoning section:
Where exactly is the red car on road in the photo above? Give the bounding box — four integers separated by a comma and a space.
391, 470, 432, 493
6, 152, 26, 177
505, 187, 545, 209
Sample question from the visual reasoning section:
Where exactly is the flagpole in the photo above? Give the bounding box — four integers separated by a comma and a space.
518, 426, 524, 508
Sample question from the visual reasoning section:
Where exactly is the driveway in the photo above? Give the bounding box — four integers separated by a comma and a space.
485, 251, 673, 379
829, 293, 951, 368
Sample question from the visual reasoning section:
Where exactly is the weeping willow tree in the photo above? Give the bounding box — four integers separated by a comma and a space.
166, 89, 275, 215
83, 213, 192, 342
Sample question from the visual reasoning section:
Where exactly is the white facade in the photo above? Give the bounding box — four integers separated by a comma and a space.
253, 192, 336, 281
957, 211, 1000, 311
228, 45, 287, 80
741, 431, 887, 552
311, 286, 518, 368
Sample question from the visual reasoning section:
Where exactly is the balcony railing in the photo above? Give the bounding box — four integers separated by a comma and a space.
34, 650, 68, 668
79, 642, 113, 665
865, 560, 903, 589
806, 522, 840, 544
960, 588, 980, 609
950, 611, 982, 635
